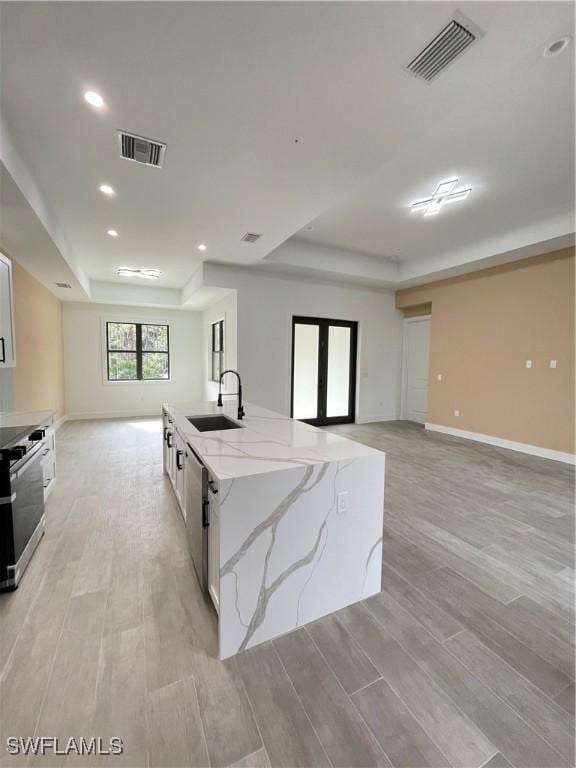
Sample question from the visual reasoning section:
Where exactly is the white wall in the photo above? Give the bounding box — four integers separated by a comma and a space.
201, 291, 238, 401
63, 302, 203, 418
204, 265, 403, 422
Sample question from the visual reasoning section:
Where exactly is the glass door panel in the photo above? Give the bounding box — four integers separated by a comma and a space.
291, 317, 357, 425
326, 325, 351, 417
292, 323, 320, 420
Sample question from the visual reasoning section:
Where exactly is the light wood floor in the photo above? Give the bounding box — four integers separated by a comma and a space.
0, 418, 573, 768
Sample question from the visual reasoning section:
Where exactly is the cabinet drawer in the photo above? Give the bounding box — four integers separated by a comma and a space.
39, 430, 56, 498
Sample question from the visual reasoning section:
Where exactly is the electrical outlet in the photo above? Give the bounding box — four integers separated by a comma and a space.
454, 409, 460, 417
550, 359, 557, 369
525, 360, 533, 369
337, 491, 349, 515
437, 373, 443, 382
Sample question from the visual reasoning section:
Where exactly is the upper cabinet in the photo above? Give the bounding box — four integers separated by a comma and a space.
0, 253, 16, 368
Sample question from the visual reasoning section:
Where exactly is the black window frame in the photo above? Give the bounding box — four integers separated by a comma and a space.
106, 321, 170, 382
211, 319, 225, 382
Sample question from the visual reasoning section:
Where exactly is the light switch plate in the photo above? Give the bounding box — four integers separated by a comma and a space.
337, 491, 349, 515
437, 373, 443, 381
550, 359, 557, 369
525, 360, 533, 369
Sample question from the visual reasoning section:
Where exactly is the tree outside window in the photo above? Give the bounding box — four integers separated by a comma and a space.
107, 322, 170, 381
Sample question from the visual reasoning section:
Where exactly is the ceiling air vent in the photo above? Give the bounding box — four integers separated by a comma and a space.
240, 232, 262, 243
55, 282, 72, 289
118, 130, 166, 168
406, 12, 484, 83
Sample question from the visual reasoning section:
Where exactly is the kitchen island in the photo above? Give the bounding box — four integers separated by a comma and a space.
162, 401, 385, 659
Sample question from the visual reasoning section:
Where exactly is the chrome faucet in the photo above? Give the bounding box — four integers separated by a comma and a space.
217, 370, 245, 420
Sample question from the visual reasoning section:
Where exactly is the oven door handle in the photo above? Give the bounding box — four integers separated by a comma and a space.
10, 442, 44, 481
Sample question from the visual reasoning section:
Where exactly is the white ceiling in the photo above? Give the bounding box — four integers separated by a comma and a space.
0, 164, 87, 301
295, 1, 575, 265
0, 1, 574, 305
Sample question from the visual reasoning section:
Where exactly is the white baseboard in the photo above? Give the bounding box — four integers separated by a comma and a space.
53, 414, 68, 431
65, 410, 162, 422
356, 415, 397, 425
425, 423, 575, 465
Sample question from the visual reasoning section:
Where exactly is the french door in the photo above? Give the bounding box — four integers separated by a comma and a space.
291, 316, 358, 426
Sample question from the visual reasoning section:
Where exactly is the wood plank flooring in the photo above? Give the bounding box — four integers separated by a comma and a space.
0, 418, 573, 768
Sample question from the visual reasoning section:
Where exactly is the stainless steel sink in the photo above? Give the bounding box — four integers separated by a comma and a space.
187, 414, 243, 432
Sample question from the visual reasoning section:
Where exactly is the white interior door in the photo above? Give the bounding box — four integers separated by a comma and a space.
402, 318, 431, 424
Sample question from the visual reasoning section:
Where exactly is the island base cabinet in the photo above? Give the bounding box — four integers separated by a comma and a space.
162, 412, 174, 477
173, 432, 186, 516
161, 401, 386, 661
163, 411, 187, 521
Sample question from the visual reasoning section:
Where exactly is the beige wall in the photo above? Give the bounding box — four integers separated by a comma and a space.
396, 249, 575, 454
12, 259, 65, 418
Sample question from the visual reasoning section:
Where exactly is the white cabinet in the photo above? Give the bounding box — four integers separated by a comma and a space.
163, 413, 177, 484
163, 415, 219, 614
174, 431, 186, 516
163, 410, 187, 520
162, 412, 173, 476
40, 417, 57, 499
0, 253, 16, 368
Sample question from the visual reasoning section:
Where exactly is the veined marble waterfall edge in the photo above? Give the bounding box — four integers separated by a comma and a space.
218, 454, 385, 659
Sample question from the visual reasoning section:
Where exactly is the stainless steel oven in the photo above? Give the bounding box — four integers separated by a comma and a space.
0, 436, 46, 591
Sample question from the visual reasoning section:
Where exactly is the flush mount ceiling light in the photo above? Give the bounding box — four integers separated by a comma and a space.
107, 229, 119, 238
116, 267, 162, 280
99, 184, 115, 196
544, 36, 572, 57
410, 178, 472, 217
197, 244, 207, 251
84, 90, 105, 109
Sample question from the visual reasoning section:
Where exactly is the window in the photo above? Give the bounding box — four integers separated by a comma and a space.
211, 319, 224, 382
106, 322, 169, 381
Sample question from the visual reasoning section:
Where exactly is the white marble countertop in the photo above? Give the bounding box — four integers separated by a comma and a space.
163, 401, 381, 480
0, 410, 54, 428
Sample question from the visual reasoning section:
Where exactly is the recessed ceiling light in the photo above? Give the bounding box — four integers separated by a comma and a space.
544, 36, 572, 57
411, 178, 472, 217
116, 267, 162, 280
107, 229, 119, 238
84, 90, 105, 109
99, 184, 115, 196
197, 244, 207, 251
